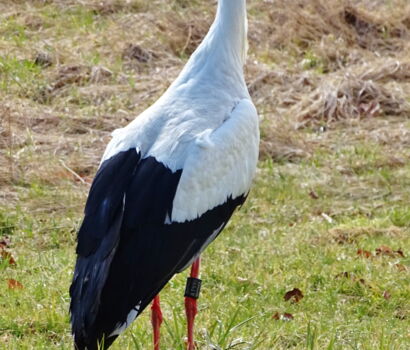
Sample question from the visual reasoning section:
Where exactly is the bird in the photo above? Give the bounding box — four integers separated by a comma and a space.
69, 0, 259, 349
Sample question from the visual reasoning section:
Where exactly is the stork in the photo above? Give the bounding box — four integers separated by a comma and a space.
69, 0, 259, 349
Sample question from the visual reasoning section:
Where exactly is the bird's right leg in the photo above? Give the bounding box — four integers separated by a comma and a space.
184, 257, 201, 350
151, 295, 163, 350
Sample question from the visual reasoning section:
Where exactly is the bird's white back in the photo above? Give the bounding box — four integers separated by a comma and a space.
101, 0, 258, 222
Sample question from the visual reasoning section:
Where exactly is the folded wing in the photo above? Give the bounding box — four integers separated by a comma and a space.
69, 99, 259, 350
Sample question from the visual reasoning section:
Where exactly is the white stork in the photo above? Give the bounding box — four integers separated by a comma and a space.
69, 0, 259, 349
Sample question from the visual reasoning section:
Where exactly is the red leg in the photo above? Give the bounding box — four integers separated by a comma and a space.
151, 295, 163, 350
185, 257, 201, 350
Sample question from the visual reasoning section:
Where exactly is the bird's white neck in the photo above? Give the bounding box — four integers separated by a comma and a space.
169, 0, 248, 92
214, 0, 248, 66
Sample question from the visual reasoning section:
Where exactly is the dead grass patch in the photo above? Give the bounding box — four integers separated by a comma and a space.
0, 95, 108, 197
292, 60, 410, 127
247, 0, 410, 142
86, 0, 147, 15
247, 65, 315, 160
0, 0, 409, 194
259, 117, 311, 161
159, 13, 211, 57
329, 226, 404, 244
264, 0, 410, 64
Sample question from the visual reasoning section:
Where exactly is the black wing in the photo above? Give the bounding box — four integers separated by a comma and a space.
69, 148, 245, 350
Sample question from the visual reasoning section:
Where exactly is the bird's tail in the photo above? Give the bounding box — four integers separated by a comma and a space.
70, 251, 117, 350
71, 332, 118, 350
70, 199, 125, 349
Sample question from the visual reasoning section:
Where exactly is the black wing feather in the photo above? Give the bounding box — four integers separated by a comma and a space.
69, 148, 245, 350
76, 149, 141, 257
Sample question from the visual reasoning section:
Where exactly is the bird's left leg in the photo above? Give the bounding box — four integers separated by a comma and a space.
184, 257, 202, 350
151, 295, 163, 350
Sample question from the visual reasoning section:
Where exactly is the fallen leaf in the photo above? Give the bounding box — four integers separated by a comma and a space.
395, 249, 405, 258
395, 264, 407, 272
357, 249, 372, 258
0, 238, 11, 249
1, 250, 16, 265
7, 279, 23, 289
383, 291, 391, 300
375, 245, 405, 258
272, 312, 280, 320
376, 245, 393, 255
309, 191, 319, 199
284, 288, 304, 303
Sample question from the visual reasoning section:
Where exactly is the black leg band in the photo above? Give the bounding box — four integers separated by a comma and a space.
184, 277, 202, 299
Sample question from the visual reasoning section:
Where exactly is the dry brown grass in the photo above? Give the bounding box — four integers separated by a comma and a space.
0, 0, 409, 202
245, 0, 410, 157
329, 226, 404, 244
291, 59, 410, 127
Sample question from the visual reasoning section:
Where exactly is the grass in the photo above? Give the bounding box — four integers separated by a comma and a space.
1, 0, 410, 349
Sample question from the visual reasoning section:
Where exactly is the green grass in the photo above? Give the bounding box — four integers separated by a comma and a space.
1, 138, 409, 349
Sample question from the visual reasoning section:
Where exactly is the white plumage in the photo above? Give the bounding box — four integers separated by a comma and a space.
172, 99, 258, 222
102, 0, 258, 223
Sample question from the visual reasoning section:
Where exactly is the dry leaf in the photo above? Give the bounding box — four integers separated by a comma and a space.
357, 249, 372, 258
0, 236, 14, 265
376, 245, 405, 257
1, 250, 16, 265
7, 279, 23, 289
309, 191, 319, 199
383, 291, 391, 300
395, 249, 405, 258
0, 238, 11, 249
395, 264, 407, 272
284, 288, 304, 303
